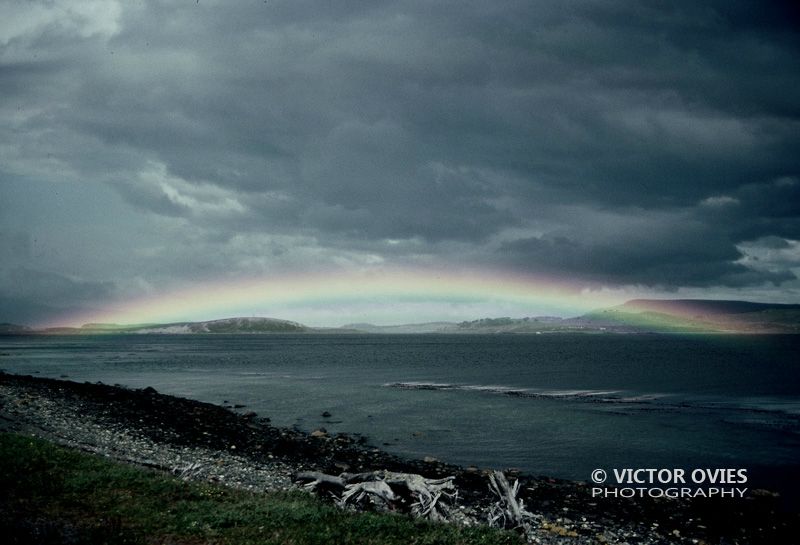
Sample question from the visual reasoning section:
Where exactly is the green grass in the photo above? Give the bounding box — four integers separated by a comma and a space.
0, 433, 522, 545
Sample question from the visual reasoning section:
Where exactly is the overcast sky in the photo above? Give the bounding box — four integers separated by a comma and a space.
1, 0, 799, 326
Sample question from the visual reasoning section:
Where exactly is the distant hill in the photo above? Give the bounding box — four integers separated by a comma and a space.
621, 299, 800, 316
35, 317, 311, 335
346, 317, 574, 334
455, 316, 567, 333
344, 322, 458, 334
343, 301, 800, 335
134, 317, 309, 334
9, 299, 800, 335
579, 299, 800, 334
0, 323, 32, 334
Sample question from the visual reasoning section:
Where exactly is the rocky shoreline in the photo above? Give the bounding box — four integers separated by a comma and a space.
0, 371, 796, 544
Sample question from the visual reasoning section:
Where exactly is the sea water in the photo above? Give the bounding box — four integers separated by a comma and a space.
1, 333, 798, 498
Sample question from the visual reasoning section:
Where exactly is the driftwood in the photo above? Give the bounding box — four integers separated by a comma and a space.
293, 469, 457, 520
295, 470, 346, 489
341, 479, 398, 507
487, 470, 535, 538
174, 461, 205, 481
382, 471, 457, 520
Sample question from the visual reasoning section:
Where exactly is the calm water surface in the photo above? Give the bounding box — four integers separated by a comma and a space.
1, 333, 798, 496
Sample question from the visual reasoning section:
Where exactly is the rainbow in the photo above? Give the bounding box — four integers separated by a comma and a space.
55, 267, 628, 328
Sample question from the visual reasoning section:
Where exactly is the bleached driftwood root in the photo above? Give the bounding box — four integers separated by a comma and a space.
341, 479, 398, 507
382, 471, 457, 521
296, 467, 545, 539
294, 469, 457, 520
174, 461, 205, 481
295, 470, 346, 489
487, 470, 536, 539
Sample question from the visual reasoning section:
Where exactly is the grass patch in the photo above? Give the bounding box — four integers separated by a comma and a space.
0, 433, 522, 544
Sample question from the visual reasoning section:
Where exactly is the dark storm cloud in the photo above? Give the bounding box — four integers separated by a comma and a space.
730, 178, 800, 237
0, 267, 114, 324
497, 219, 794, 288
1, 0, 800, 323
497, 176, 800, 287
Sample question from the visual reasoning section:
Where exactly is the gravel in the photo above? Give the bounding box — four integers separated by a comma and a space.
1, 372, 797, 545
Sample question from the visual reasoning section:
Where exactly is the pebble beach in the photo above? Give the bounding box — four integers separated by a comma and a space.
1, 371, 796, 544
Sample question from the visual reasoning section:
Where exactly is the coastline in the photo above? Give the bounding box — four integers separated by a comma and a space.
1, 371, 796, 544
